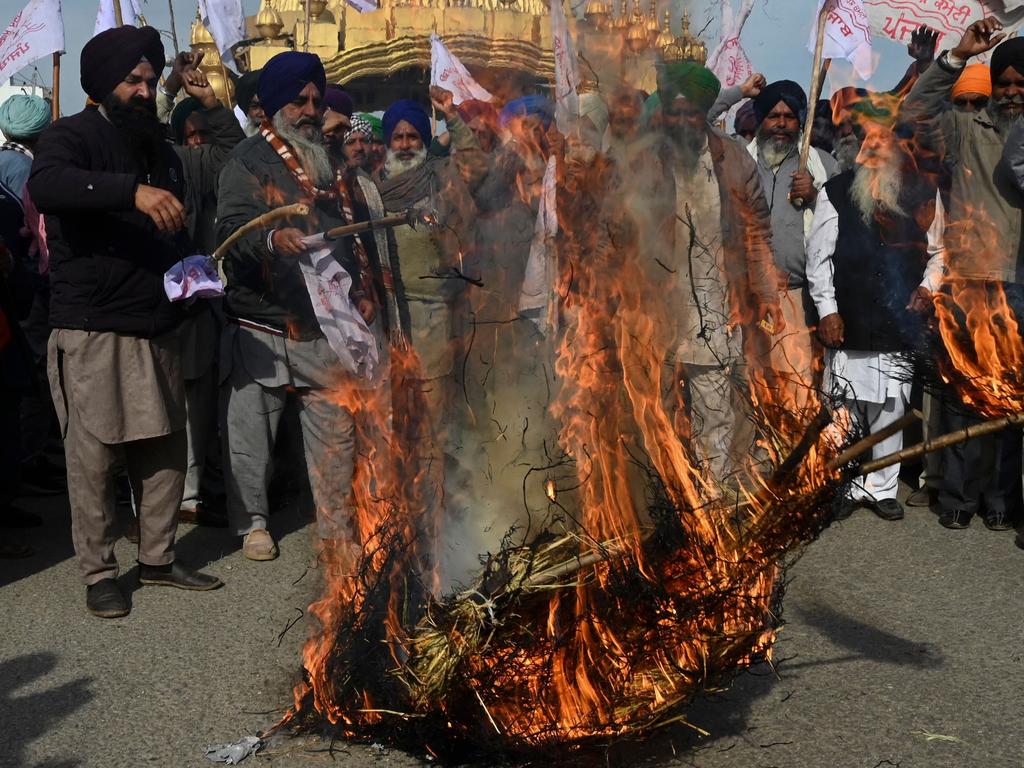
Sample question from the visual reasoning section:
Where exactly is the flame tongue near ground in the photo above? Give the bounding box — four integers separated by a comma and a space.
277, 129, 855, 752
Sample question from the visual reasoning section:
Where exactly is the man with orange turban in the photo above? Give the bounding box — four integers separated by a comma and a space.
951, 62, 992, 112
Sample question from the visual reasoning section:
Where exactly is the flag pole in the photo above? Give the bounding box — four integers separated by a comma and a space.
167, 0, 181, 53
791, 3, 829, 207
51, 52, 60, 121
113, 0, 124, 27
303, 0, 311, 52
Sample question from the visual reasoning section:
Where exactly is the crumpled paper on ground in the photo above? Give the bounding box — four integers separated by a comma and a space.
203, 735, 263, 764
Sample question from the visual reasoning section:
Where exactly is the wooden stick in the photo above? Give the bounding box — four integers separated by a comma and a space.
798, 6, 829, 175
113, 0, 124, 27
825, 408, 922, 471
211, 203, 310, 261
856, 413, 1024, 478
51, 53, 60, 122
324, 211, 412, 240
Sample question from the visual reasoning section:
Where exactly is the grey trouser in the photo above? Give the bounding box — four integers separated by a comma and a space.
667, 361, 752, 484
65, 424, 185, 585
182, 363, 217, 508
48, 329, 186, 586
220, 326, 356, 539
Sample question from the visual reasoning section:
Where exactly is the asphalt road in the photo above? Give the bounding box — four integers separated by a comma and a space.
2, 483, 1022, 768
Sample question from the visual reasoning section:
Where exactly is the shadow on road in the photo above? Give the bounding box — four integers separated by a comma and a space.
789, 602, 943, 671
0, 652, 93, 768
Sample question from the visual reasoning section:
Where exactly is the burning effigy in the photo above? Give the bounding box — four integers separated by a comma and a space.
214, 2, 1024, 761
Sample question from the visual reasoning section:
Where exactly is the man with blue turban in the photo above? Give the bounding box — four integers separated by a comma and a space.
378, 87, 486, 506
216, 51, 409, 562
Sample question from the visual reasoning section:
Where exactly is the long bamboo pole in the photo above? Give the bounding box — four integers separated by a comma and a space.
167, 0, 181, 54
825, 409, 922, 471
324, 211, 412, 240
857, 413, 1024, 478
51, 53, 60, 122
791, 3, 829, 208
113, 0, 125, 27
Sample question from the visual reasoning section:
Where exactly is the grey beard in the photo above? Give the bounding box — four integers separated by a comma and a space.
668, 125, 706, 173
757, 134, 796, 168
990, 97, 1023, 132
384, 147, 428, 177
273, 112, 334, 188
834, 134, 861, 173
851, 162, 905, 225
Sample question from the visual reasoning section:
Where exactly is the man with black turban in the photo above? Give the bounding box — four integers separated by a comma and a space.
903, 18, 1024, 536
216, 51, 408, 562
27, 25, 224, 618
617, 61, 779, 487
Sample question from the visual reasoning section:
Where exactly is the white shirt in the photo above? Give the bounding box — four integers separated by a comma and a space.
805, 186, 940, 404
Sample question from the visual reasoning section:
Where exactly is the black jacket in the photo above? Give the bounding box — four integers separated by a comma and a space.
215, 134, 362, 338
28, 106, 188, 337
826, 170, 933, 352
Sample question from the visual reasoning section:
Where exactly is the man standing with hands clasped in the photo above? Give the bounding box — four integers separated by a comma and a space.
29, 26, 223, 619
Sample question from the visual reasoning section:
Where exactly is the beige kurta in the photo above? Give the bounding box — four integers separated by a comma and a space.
48, 328, 186, 444
670, 147, 736, 367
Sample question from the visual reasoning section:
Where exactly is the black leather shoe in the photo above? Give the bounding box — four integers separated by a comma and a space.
867, 498, 904, 521
138, 562, 224, 591
983, 511, 1014, 531
939, 509, 971, 530
86, 578, 129, 618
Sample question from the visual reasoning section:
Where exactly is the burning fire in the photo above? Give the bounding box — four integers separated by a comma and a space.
277, 118, 848, 754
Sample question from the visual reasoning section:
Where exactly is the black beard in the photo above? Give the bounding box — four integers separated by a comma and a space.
102, 93, 166, 170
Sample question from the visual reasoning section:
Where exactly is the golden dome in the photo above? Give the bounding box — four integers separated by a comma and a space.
660, 9, 706, 65
654, 10, 673, 49
256, 0, 284, 39
190, 10, 215, 47
612, 0, 630, 30
584, 0, 610, 29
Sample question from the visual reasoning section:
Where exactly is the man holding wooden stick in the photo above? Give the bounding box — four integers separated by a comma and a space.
216, 51, 405, 561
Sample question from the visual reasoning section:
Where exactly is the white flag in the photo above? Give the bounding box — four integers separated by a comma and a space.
865, 0, 1024, 60
550, 0, 580, 130
710, 36, 754, 89
94, 0, 140, 34
809, 0, 874, 81
198, 0, 245, 74
429, 34, 492, 106
518, 155, 558, 334
707, 0, 755, 77
0, 0, 65, 82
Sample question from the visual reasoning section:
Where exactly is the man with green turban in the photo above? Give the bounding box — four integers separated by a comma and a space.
356, 113, 385, 176
614, 62, 780, 489
0, 94, 51, 207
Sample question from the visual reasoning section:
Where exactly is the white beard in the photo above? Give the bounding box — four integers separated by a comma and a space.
851, 161, 905, 224
384, 147, 428, 177
273, 112, 335, 188
757, 134, 796, 168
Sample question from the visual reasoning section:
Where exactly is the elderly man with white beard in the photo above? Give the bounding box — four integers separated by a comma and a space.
216, 52, 406, 560
806, 102, 938, 522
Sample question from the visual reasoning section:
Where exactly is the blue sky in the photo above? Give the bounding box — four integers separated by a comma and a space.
7, 0, 917, 113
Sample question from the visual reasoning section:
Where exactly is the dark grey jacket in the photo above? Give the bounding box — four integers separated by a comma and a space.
216, 134, 363, 339
902, 53, 1024, 282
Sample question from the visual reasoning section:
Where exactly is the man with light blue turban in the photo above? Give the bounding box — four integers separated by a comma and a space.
0, 94, 51, 207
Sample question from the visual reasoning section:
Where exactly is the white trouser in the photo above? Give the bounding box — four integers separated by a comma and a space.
847, 393, 907, 502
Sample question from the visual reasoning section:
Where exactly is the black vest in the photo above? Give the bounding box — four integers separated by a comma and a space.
826, 170, 932, 352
